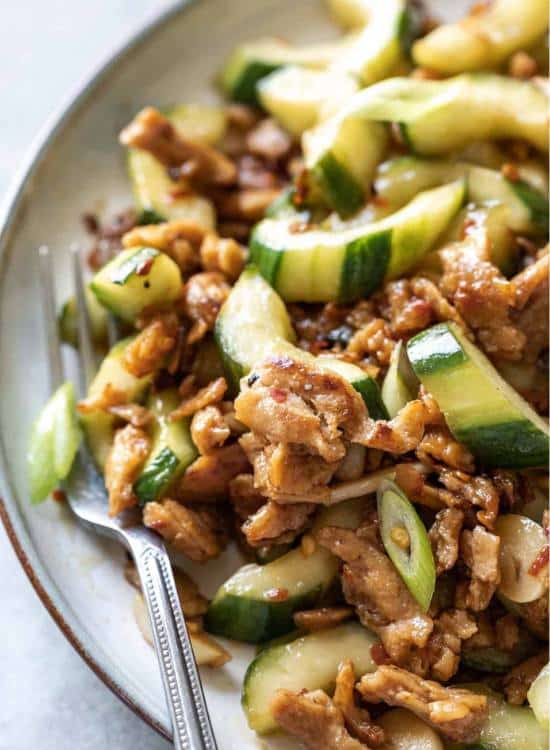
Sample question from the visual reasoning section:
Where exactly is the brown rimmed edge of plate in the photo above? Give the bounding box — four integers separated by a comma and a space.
0, 0, 204, 741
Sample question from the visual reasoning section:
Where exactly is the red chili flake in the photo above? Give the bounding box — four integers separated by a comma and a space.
270, 387, 287, 403
370, 642, 391, 665
529, 544, 549, 576
136, 257, 154, 276
265, 587, 289, 602
52, 489, 67, 503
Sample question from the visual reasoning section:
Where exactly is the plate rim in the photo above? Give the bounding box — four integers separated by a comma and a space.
0, 1, 198, 740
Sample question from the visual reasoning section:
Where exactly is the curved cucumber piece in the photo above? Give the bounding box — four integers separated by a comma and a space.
91, 247, 182, 324
242, 622, 378, 734
528, 662, 550, 730
258, 66, 358, 136
462, 634, 539, 674
413, 0, 549, 74
133, 389, 197, 504
377, 479, 435, 611
28, 382, 81, 503
215, 267, 388, 418
375, 157, 549, 235
382, 341, 417, 418
220, 36, 352, 105
330, 0, 419, 85
59, 286, 109, 348
452, 685, 549, 750
80, 337, 153, 469
205, 499, 363, 643
363, 74, 548, 154
126, 105, 220, 226
407, 322, 550, 468
251, 180, 465, 302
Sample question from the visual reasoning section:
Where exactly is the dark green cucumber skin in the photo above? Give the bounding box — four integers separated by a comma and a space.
455, 422, 549, 469
264, 187, 299, 219
138, 208, 164, 225
407, 324, 467, 375
338, 231, 391, 303
213, 320, 246, 395
397, 4, 422, 56
511, 179, 549, 235
134, 447, 180, 505
311, 152, 365, 217
229, 61, 281, 105
407, 323, 550, 469
354, 377, 390, 420
204, 586, 323, 643
249, 233, 284, 292
462, 638, 538, 674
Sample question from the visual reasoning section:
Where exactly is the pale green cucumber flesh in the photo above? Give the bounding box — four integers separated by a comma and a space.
407, 323, 550, 468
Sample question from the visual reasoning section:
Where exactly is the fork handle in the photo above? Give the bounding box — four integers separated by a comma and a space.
129, 536, 218, 750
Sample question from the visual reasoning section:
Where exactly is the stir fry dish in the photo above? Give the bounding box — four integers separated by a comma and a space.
28, 0, 550, 747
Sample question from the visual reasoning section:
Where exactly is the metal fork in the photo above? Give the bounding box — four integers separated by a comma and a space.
38, 244, 218, 750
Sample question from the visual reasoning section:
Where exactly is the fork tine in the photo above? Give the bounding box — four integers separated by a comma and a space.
38, 245, 64, 391
71, 243, 97, 393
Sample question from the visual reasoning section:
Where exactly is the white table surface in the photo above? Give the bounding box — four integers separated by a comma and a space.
0, 2, 176, 748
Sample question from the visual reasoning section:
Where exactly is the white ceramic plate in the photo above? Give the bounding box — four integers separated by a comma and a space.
0, 1, 467, 747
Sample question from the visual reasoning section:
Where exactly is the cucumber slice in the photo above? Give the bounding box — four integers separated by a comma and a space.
356, 74, 548, 155
413, 0, 549, 74
330, 0, 418, 85
377, 479, 435, 612
462, 633, 539, 674
133, 389, 197, 504
407, 323, 550, 468
378, 709, 444, 750
382, 341, 417, 418
528, 662, 550, 730
205, 499, 363, 643
242, 622, 378, 734
90, 247, 182, 324
450, 685, 549, 750
251, 180, 465, 302
220, 36, 352, 105
303, 109, 388, 216
215, 267, 388, 417
80, 337, 153, 469
126, 104, 221, 226
495, 514, 547, 604
258, 66, 358, 136
374, 157, 549, 235
59, 286, 109, 348
28, 382, 81, 503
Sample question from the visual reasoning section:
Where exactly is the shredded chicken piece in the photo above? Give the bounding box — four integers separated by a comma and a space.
417, 427, 475, 473
119, 106, 236, 186
464, 612, 495, 649
105, 425, 150, 516
334, 660, 386, 747
271, 689, 369, 750
190, 405, 230, 455
386, 279, 433, 336
455, 526, 500, 611
182, 271, 230, 344
245, 117, 293, 161
440, 242, 525, 360
107, 402, 152, 428
77, 382, 127, 414
123, 314, 179, 377
179, 442, 250, 500
199, 232, 246, 280
243, 499, 315, 547
503, 651, 547, 705
228, 473, 265, 519
122, 219, 207, 274
512, 252, 549, 308
512, 594, 549, 640
357, 666, 488, 743
215, 188, 282, 223
293, 607, 354, 632
512, 253, 549, 364
171, 377, 227, 420
143, 499, 227, 561
317, 524, 433, 668
347, 318, 395, 366
429, 509, 465, 575
410, 277, 468, 330
494, 614, 520, 652
125, 560, 208, 617
425, 609, 478, 682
